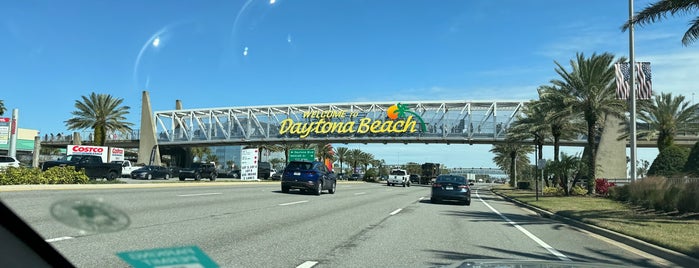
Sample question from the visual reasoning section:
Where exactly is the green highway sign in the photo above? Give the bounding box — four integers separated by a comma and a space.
117, 246, 218, 268
288, 149, 315, 162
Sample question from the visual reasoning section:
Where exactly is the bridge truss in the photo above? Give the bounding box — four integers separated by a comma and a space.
153, 101, 527, 146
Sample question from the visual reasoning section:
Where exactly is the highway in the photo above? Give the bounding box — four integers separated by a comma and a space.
0, 182, 671, 267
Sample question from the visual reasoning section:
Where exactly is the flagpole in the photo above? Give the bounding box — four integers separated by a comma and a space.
629, 0, 638, 182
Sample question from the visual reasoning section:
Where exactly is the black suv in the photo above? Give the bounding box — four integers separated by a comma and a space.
179, 163, 218, 181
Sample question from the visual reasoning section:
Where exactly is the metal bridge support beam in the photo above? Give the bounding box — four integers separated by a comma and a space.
595, 115, 626, 179
138, 91, 161, 166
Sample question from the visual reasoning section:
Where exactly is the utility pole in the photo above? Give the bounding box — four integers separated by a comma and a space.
629, 0, 638, 182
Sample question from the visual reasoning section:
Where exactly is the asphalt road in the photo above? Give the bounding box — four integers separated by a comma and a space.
0, 182, 672, 267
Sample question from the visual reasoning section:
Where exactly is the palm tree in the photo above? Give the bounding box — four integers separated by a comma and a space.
205, 154, 219, 166
623, 92, 699, 152
622, 0, 699, 46
0, 100, 5, 116
334, 147, 350, 174
536, 85, 586, 163
548, 152, 586, 196
509, 99, 549, 184
64, 93, 133, 146
315, 143, 334, 163
550, 52, 626, 194
257, 144, 282, 162
190, 147, 212, 162
358, 152, 374, 175
348, 148, 363, 174
490, 138, 534, 187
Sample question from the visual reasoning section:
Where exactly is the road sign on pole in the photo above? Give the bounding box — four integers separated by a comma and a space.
288, 149, 315, 162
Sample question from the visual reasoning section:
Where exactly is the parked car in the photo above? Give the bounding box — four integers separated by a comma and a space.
130, 165, 171, 180
270, 172, 282, 180
0, 156, 20, 170
219, 169, 240, 178
281, 161, 336, 195
258, 161, 272, 179
431, 175, 472, 206
113, 160, 142, 177
179, 163, 218, 181
349, 173, 363, 181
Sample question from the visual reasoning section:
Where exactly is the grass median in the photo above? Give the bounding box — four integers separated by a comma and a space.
492, 186, 699, 259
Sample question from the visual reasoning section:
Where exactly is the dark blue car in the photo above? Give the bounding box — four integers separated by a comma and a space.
281, 161, 337, 195
431, 175, 473, 205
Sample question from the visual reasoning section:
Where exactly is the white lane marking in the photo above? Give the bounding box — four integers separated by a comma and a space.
389, 208, 402, 216
476, 190, 571, 261
279, 200, 309, 206
296, 261, 318, 268
177, 192, 222, 197
46, 236, 74, 243
354, 192, 366, 195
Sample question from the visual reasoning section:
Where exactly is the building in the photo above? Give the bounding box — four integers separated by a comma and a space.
0, 128, 39, 164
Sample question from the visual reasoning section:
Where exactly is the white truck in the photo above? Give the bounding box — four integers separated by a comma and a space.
387, 169, 411, 187
113, 160, 142, 177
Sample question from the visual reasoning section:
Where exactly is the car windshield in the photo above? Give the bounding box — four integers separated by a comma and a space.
390, 170, 406, 176
436, 176, 466, 184
1, 1, 694, 267
286, 162, 313, 171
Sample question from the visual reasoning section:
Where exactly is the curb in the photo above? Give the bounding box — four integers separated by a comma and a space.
490, 189, 699, 268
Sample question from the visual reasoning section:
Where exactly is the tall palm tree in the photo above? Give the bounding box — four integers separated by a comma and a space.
64, 93, 133, 146
315, 143, 334, 163
358, 152, 374, 174
622, 0, 699, 46
334, 147, 350, 174
536, 85, 586, 163
490, 138, 534, 187
348, 148, 363, 173
509, 100, 548, 167
191, 147, 212, 162
550, 52, 626, 194
0, 99, 5, 116
624, 92, 699, 152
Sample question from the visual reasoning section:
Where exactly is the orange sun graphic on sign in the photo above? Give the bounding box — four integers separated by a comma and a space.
387, 104, 399, 120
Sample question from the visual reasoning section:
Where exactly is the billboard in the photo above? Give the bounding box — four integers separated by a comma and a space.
109, 147, 125, 162
240, 148, 259, 180
67, 145, 109, 162
0, 118, 9, 145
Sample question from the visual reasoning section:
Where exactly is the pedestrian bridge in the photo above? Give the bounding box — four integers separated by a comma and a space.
153, 101, 526, 146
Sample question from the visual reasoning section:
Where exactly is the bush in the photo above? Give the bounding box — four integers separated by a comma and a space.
609, 184, 630, 201
683, 142, 699, 176
571, 185, 587, 196
0, 166, 89, 185
517, 181, 531, 190
677, 180, 699, 213
648, 145, 689, 177
542, 186, 564, 196
595, 178, 616, 196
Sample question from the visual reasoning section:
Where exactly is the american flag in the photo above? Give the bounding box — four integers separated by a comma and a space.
615, 62, 652, 100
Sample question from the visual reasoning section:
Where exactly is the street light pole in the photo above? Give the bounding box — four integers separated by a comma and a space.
629, 0, 638, 183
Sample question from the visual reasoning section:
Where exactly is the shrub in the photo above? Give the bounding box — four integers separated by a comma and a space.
677, 180, 699, 213
647, 145, 689, 177
609, 184, 629, 201
0, 166, 89, 185
684, 142, 699, 176
542, 186, 564, 196
595, 178, 616, 196
517, 181, 531, 190
571, 185, 587, 196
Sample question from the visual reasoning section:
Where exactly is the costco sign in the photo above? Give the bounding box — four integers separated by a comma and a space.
67, 145, 108, 162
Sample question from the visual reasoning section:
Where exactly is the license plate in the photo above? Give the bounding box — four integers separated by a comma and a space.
294, 172, 301, 176
445, 186, 453, 190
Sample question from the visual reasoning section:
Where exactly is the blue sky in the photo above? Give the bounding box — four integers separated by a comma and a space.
2, 0, 697, 170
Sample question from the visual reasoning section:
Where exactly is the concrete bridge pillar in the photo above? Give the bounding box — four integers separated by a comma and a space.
137, 91, 161, 166
595, 115, 627, 179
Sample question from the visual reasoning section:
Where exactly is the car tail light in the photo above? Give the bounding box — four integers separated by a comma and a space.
458, 185, 469, 189
432, 183, 441, 188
